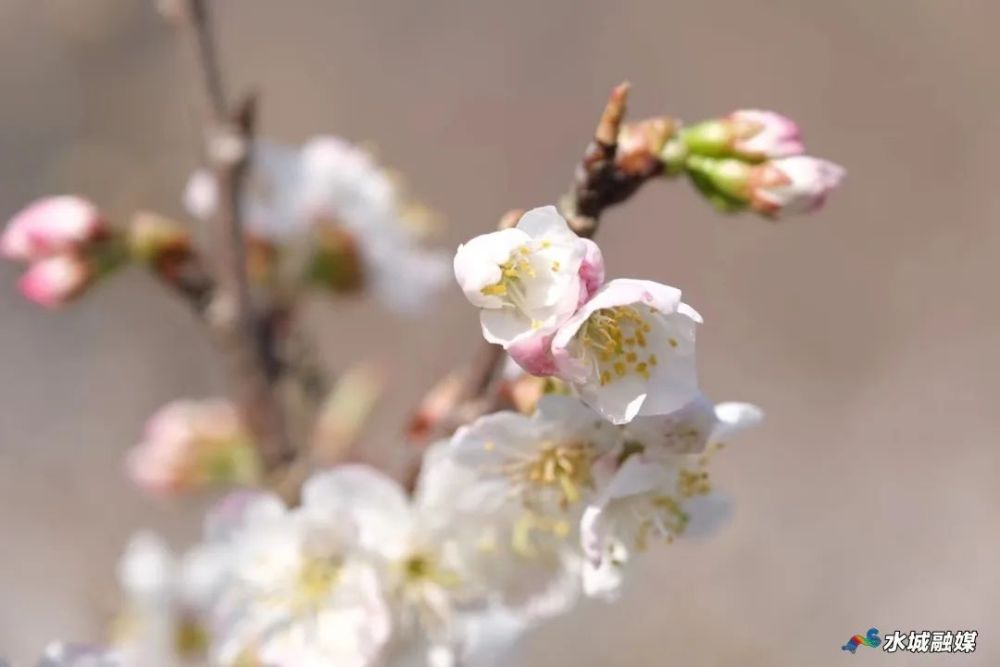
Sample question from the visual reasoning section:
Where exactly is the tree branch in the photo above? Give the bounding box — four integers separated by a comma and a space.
181, 0, 295, 470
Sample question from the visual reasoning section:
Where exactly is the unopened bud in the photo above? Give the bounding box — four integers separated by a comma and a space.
127, 399, 260, 497
2, 196, 106, 262
682, 110, 803, 162
18, 253, 93, 308
615, 117, 676, 176
685, 154, 844, 217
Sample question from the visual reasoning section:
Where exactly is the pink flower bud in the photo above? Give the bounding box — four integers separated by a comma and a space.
1, 196, 104, 262
18, 254, 92, 308
748, 156, 846, 217
725, 110, 804, 160
127, 399, 259, 497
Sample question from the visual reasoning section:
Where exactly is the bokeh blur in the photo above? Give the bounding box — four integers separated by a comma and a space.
2, 0, 999, 664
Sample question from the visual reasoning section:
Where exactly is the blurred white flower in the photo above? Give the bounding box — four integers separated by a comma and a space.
183, 136, 448, 313
36, 644, 121, 667
550, 278, 702, 424
203, 490, 390, 667
453, 206, 603, 373
112, 532, 224, 667
580, 395, 762, 598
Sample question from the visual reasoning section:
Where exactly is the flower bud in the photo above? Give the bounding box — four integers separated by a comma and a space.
127, 211, 192, 266
1, 196, 105, 262
746, 156, 845, 216
685, 155, 844, 217
127, 399, 260, 497
615, 117, 676, 176
18, 253, 93, 308
682, 110, 803, 161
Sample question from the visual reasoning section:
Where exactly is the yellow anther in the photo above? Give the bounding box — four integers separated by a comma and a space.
626, 351, 637, 363
668, 337, 679, 348
614, 361, 626, 377
551, 260, 560, 272
648, 354, 658, 366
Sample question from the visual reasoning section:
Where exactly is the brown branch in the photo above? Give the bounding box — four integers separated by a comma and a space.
181, 0, 295, 470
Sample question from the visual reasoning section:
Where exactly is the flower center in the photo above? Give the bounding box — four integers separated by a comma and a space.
506, 439, 595, 508
579, 306, 669, 385
400, 552, 459, 589
633, 494, 689, 551
293, 557, 342, 611
480, 245, 537, 312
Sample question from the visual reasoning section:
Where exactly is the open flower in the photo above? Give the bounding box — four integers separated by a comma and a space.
18, 253, 93, 308
301, 461, 485, 662
446, 396, 619, 612
1, 195, 105, 262
550, 279, 702, 424
580, 395, 762, 597
183, 136, 448, 313
453, 206, 604, 369
205, 489, 391, 667
126, 399, 260, 497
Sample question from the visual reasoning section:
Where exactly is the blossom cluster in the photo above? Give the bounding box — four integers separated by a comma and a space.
1, 135, 449, 313
37, 206, 762, 667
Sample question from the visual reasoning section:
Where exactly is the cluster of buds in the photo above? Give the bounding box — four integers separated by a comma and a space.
617, 109, 844, 218
0, 196, 119, 307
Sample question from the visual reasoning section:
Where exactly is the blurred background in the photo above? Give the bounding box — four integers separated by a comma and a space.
2, 0, 999, 664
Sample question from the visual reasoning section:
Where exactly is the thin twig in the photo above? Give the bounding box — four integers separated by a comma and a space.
182, 0, 295, 469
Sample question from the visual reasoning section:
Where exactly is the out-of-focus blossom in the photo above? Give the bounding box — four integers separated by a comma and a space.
126, 400, 260, 497
18, 253, 93, 308
453, 206, 603, 374
303, 461, 484, 663
110, 533, 224, 667
36, 643, 121, 667
1, 196, 105, 262
550, 279, 701, 424
682, 110, 803, 161
580, 395, 762, 597
183, 136, 449, 313
205, 489, 391, 667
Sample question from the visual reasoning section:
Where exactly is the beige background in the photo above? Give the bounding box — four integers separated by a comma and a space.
2, 0, 999, 665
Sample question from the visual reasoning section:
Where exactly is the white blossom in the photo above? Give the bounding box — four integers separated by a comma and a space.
580, 396, 762, 597
550, 278, 702, 424
183, 136, 448, 313
453, 206, 603, 369
203, 490, 391, 667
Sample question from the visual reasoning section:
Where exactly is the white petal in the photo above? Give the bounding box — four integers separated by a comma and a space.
302, 465, 411, 557
712, 402, 764, 442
